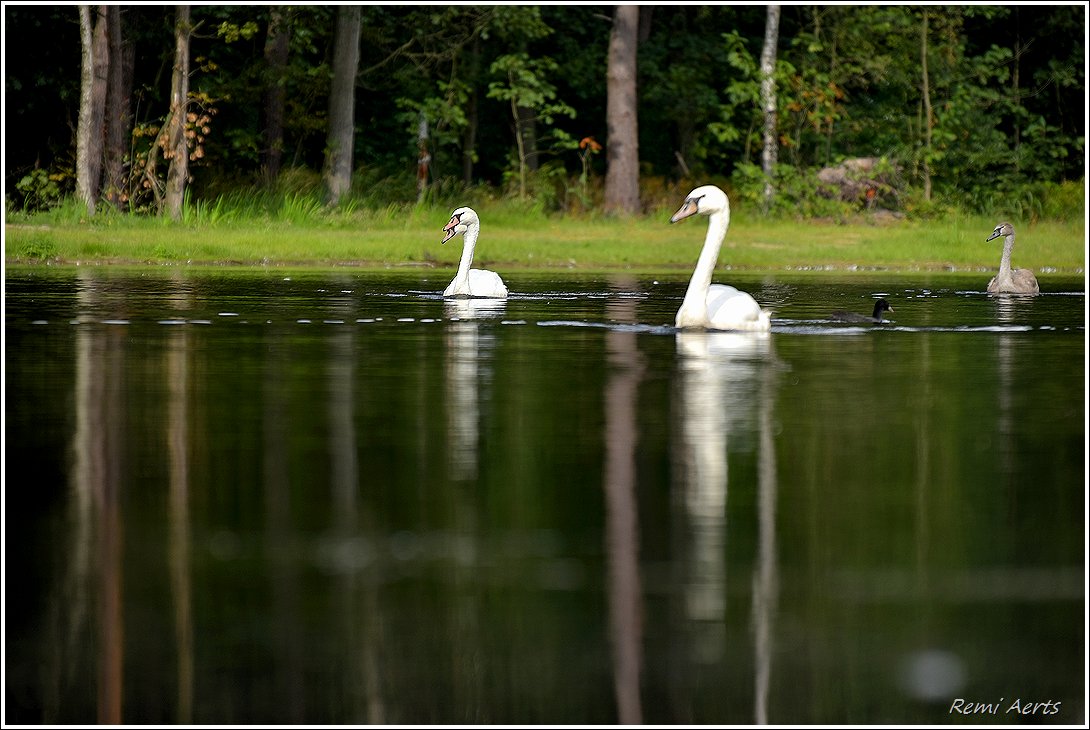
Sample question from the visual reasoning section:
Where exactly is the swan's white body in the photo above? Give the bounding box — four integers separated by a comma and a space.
670, 185, 772, 332
986, 222, 1039, 295
442, 206, 508, 298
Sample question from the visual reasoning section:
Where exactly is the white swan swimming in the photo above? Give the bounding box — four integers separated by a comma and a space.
669, 185, 772, 332
986, 222, 1039, 295
442, 206, 509, 298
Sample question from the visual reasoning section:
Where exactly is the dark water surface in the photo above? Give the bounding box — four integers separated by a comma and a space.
4, 267, 1086, 724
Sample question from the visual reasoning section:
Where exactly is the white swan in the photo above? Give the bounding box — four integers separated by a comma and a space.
669, 185, 772, 331
441, 206, 509, 298
986, 222, 1039, 295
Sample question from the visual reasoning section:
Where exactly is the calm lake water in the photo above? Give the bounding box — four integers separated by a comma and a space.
4, 266, 1086, 724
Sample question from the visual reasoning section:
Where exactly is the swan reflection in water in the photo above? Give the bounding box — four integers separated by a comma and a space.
444, 298, 505, 482
992, 294, 1033, 489
674, 329, 780, 723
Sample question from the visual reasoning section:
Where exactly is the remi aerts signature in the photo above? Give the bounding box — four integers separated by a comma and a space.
949, 698, 1062, 716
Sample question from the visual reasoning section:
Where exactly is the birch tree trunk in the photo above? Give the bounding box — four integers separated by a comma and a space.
165, 5, 191, 221
323, 5, 361, 207
76, 6, 95, 215
76, 5, 108, 216
759, 4, 780, 213
604, 5, 640, 216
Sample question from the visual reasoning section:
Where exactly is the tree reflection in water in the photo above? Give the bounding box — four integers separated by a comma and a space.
603, 295, 645, 724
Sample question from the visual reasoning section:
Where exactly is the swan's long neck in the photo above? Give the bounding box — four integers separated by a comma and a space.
679, 209, 728, 321
453, 223, 479, 287
997, 232, 1015, 280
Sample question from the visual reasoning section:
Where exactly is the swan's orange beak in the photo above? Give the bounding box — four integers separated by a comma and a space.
670, 199, 699, 223
442, 216, 458, 244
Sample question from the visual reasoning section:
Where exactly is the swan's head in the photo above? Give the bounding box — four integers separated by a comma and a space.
442, 206, 479, 244
986, 221, 1014, 242
670, 185, 729, 223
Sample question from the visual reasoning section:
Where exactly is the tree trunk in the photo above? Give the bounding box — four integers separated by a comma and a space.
76, 5, 108, 216
759, 4, 780, 213
1011, 9, 1021, 171
638, 6, 653, 43
462, 37, 480, 185
416, 113, 429, 203
76, 6, 95, 215
165, 5, 191, 221
89, 7, 109, 204
517, 105, 539, 172
103, 5, 132, 211
462, 89, 478, 185
509, 96, 528, 200
604, 5, 640, 216
262, 7, 290, 186
323, 5, 361, 207
920, 9, 932, 202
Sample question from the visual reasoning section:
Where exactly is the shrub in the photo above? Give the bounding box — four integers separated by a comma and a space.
14, 168, 67, 213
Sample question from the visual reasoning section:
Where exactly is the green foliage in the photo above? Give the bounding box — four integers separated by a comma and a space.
707, 30, 761, 151
486, 52, 576, 198
732, 163, 855, 220
641, 9, 751, 176
399, 81, 471, 145
486, 53, 575, 126
3, 5, 1083, 223
482, 5, 552, 43
216, 20, 259, 43
193, 6, 334, 178
15, 169, 68, 213
969, 179, 1086, 223
498, 160, 567, 211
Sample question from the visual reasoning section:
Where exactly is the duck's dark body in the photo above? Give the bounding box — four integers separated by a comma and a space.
831, 298, 893, 323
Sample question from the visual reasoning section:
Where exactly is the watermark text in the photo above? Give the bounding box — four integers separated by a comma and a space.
949, 698, 1061, 716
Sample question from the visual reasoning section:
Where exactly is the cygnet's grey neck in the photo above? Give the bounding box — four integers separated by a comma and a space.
996, 231, 1015, 282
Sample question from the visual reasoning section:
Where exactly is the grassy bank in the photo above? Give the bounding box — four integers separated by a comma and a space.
4, 200, 1086, 277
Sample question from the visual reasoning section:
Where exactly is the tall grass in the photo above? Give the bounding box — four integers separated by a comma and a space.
278, 192, 326, 223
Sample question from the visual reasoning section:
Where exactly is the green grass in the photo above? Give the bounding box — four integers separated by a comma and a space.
4, 198, 1086, 279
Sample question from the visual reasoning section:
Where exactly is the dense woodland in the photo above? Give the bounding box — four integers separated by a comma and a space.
4, 4, 1086, 220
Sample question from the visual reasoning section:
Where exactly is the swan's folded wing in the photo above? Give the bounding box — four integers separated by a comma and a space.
706, 285, 769, 331
466, 269, 508, 298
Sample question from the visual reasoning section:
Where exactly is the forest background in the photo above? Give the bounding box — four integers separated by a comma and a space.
2, 4, 1086, 269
